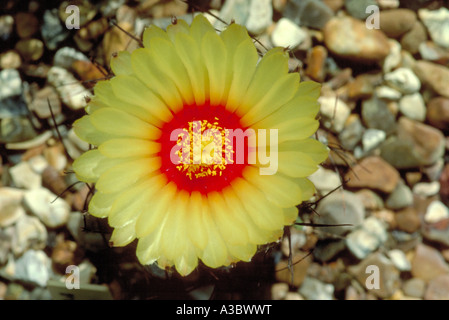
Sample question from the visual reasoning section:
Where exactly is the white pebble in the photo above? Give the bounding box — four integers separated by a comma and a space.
10, 161, 42, 189
271, 18, 307, 49
318, 95, 351, 133
399, 93, 426, 121
384, 67, 421, 94
424, 200, 449, 224
419, 8, 449, 49
413, 181, 440, 197
245, 0, 272, 34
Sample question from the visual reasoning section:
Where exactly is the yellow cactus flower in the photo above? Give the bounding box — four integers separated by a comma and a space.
72, 14, 328, 276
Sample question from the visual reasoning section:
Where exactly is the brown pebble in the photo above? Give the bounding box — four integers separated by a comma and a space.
275, 252, 312, 287
306, 45, 327, 82
345, 156, 400, 193
52, 239, 84, 274
42, 165, 68, 197
400, 21, 427, 54
411, 243, 449, 282
395, 207, 421, 233
379, 9, 417, 38
427, 97, 449, 131
15, 12, 39, 38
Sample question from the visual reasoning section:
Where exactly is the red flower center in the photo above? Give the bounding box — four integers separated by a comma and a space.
157, 103, 251, 195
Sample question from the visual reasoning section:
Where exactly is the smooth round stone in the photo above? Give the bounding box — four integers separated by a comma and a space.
23, 187, 70, 228
424, 200, 449, 224
379, 9, 417, 38
15, 39, 44, 62
399, 93, 426, 121
323, 16, 390, 63
413, 60, 449, 98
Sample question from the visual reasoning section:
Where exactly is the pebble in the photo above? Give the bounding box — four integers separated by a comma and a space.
217, 0, 250, 28
379, 9, 416, 38
23, 187, 71, 229
0, 69, 22, 101
41, 9, 70, 50
275, 252, 312, 287
394, 207, 421, 233
313, 239, 346, 262
385, 181, 414, 210
338, 114, 363, 150
413, 181, 440, 197
0, 187, 25, 227
287, 0, 334, 30
387, 249, 411, 272
314, 190, 365, 238
15, 12, 39, 38
29, 86, 62, 119
0, 50, 21, 69
396, 117, 445, 167
356, 189, 384, 211
345, 156, 400, 193
271, 18, 307, 49
347, 252, 400, 299
271, 282, 289, 300
413, 60, 449, 98
412, 244, 449, 282
318, 94, 351, 133
384, 68, 421, 94
51, 239, 84, 274
323, 16, 390, 63
425, 274, 449, 300
418, 41, 449, 65
344, 0, 377, 20
361, 96, 397, 135
53, 47, 90, 70
362, 128, 386, 152
245, 0, 272, 35
306, 46, 328, 81
47, 66, 92, 110
424, 200, 449, 224
298, 277, 334, 300
347, 72, 381, 100
0, 15, 14, 41
308, 166, 341, 194
440, 165, 449, 207
12, 215, 48, 257
0, 228, 13, 265
402, 278, 426, 299
398, 93, 426, 121
28, 155, 49, 175
418, 8, 449, 49
42, 165, 69, 197
346, 216, 388, 259
321, 0, 344, 12
400, 21, 428, 55
382, 40, 402, 74
423, 158, 444, 182
377, 0, 399, 9
9, 161, 42, 189
9, 250, 52, 287
427, 97, 449, 131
